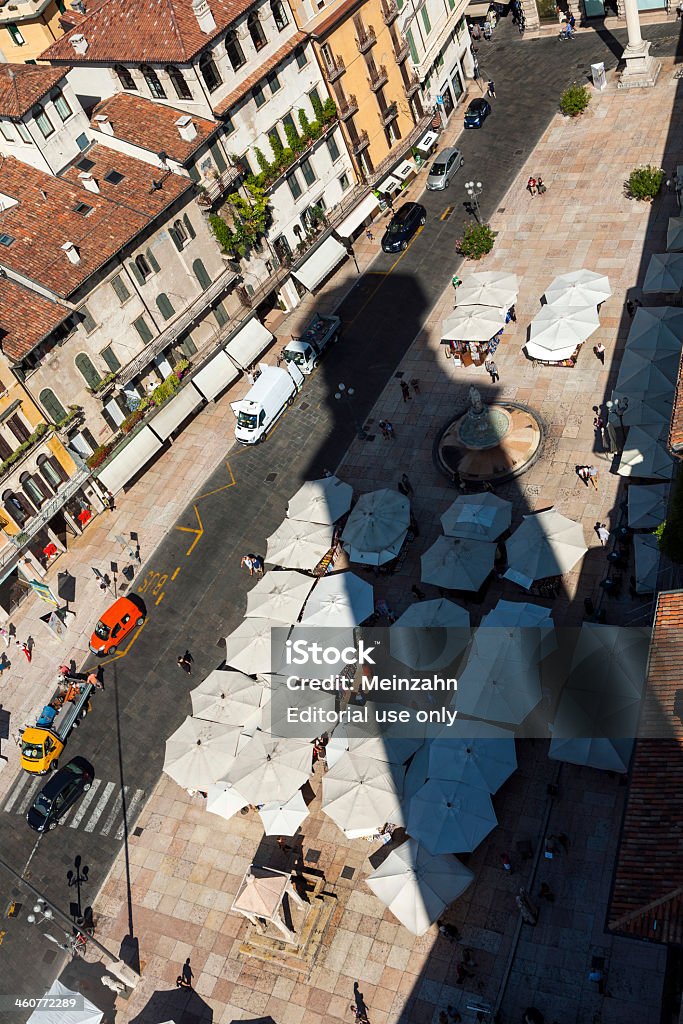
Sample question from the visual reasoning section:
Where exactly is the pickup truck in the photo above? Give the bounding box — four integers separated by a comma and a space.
20, 679, 94, 775
280, 313, 341, 375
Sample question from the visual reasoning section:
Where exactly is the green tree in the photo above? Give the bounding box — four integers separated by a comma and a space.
298, 108, 312, 141
284, 120, 303, 153
209, 183, 270, 258
311, 93, 324, 123
559, 83, 590, 117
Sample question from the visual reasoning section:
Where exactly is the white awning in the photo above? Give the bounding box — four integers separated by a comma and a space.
378, 174, 402, 195
335, 194, 380, 238
394, 159, 417, 181
225, 318, 274, 370
292, 236, 348, 292
191, 350, 240, 401
468, 1, 492, 16
98, 426, 162, 493
149, 385, 203, 441
416, 130, 439, 154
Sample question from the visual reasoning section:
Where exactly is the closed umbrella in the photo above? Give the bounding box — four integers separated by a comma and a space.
643, 252, 683, 293
543, 269, 611, 307
440, 492, 512, 541
164, 717, 242, 790
426, 720, 517, 792
634, 533, 660, 593
322, 753, 405, 833
287, 476, 353, 525
526, 304, 600, 360
206, 781, 249, 821
627, 483, 669, 529
245, 570, 313, 622
223, 618, 288, 676
407, 778, 497, 854
258, 790, 309, 835
365, 838, 474, 936
421, 536, 496, 590
390, 598, 469, 670
455, 271, 519, 309
617, 425, 674, 480
504, 510, 587, 586
667, 216, 683, 251
342, 488, 410, 566
442, 305, 507, 341
302, 572, 374, 628
455, 628, 542, 724
266, 519, 331, 569
223, 732, 312, 803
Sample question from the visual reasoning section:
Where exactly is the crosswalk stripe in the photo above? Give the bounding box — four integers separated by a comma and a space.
115, 788, 145, 841
99, 788, 125, 836
83, 781, 115, 833
69, 779, 102, 828
17, 777, 42, 815
3, 772, 36, 813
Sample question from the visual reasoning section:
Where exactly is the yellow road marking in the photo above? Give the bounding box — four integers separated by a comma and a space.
347, 226, 424, 328
155, 593, 165, 606
195, 461, 237, 501
99, 619, 147, 667
440, 206, 453, 221
171, 567, 181, 581
176, 504, 204, 556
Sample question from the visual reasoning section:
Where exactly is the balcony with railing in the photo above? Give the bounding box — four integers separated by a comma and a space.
378, 101, 399, 128
394, 38, 410, 63
368, 112, 433, 186
381, 0, 399, 24
195, 164, 243, 208
403, 72, 421, 98
350, 130, 370, 155
0, 423, 53, 487
324, 54, 346, 82
368, 64, 388, 92
355, 24, 376, 53
338, 94, 359, 121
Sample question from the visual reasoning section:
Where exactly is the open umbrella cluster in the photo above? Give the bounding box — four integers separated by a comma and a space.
420, 493, 511, 593
525, 270, 611, 363
442, 272, 519, 350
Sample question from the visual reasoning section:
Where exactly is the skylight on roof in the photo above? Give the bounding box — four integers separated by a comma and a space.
76, 158, 95, 172
73, 202, 93, 216
104, 170, 124, 185
0, 233, 14, 247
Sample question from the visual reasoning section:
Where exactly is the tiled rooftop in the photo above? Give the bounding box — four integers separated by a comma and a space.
0, 64, 68, 119
0, 276, 70, 362
669, 350, 683, 451
214, 31, 308, 114
91, 93, 220, 165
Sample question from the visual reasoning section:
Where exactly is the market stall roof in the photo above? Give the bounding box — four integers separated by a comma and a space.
455, 271, 518, 309
286, 475, 353, 525
420, 536, 496, 591
627, 483, 669, 529
291, 236, 347, 292
667, 216, 683, 251
617, 424, 674, 480
504, 509, 587, 584
634, 533, 661, 593
266, 519, 332, 569
390, 598, 469, 671
527, 304, 600, 359
341, 488, 410, 566
224, 317, 274, 371
543, 269, 611, 307
27, 982, 103, 1024
442, 304, 507, 342
301, 571, 374, 628
455, 627, 543, 724
191, 350, 239, 401
643, 252, 683, 293
335, 193, 380, 238
440, 492, 512, 541
407, 778, 497, 854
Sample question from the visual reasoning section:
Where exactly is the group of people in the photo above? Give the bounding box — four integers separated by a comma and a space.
526, 177, 547, 197
240, 553, 265, 576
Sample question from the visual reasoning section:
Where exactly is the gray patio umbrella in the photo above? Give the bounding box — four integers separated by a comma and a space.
286, 476, 353, 525
420, 536, 496, 590
341, 488, 410, 566
440, 492, 512, 541
390, 598, 469, 670
667, 216, 683, 251
617, 352, 677, 394
627, 483, 669, 529
407, 778, 497, 854
455, 627, 542, 725
634, 533, 660, 593
643, 252, 683, 293
617, 425, 674, 480
426, 719, 517, 793
504, 510, 587, 586
625, 306, 683, 378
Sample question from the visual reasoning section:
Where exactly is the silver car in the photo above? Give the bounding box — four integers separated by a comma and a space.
426, 147, 464, 190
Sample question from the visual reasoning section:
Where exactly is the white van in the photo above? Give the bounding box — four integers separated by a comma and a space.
231, 363, 304, 444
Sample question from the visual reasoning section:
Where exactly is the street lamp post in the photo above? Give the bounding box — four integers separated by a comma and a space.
465, 180, 483, 223
67, 855, 89, 925
26, 899, 77, 954
334, 383, 367, 440
606, 396, 628, 449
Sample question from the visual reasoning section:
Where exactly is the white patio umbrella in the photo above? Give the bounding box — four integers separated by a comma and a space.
365, 838, 474, 935
408, 778, 497, 854
455, 271, 519, 309
223, 618, 288, 676
442, 305, 507, 341
205, 780, 249, 820
258, 790, 309, 835
389, 598, 469, 670
627, 483, 669, 529
543, 269, 611, 307
28, 982, 103, 1024
421, 536, 496, 591
455, 628, 542, 724
245, 570, 314, 622
267, 685, 338, 740
191, 669, 266, 728
617, 425, 674, 480
426, 720, 517, 793
440, 492, 512, 541
643, 251, 683, 293
164, 717, 242, 790
526, 304, 600, 360
634, 533, 660, 593
504, 510, 587, 586
481, 599, 556, 659
302, 572, 374, 628
266, 519, 331, 569
287, 475, 353, 525
223, 732, 312, 803
322, 753, 405, 833
341, 488, 410, 566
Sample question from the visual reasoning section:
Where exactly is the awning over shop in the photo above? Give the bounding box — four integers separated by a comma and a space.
467, 1, 492, 15
225, 318, 274, 370
335, 194, 380, 238
149, 385, 203, 441
98, 426, 162, 493
191, 350, 240, 402
291, 236, 348, 292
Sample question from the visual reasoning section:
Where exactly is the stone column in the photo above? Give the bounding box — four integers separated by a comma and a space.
618, 0, 661, 88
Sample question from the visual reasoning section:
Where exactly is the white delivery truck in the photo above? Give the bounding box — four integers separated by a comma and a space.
232, 362, 304, 444
280, 313, 341, 375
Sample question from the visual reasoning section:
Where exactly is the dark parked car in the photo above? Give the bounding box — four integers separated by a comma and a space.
464, 98, 492, 128
27, 756, 94, 833
381, 202, 427, 253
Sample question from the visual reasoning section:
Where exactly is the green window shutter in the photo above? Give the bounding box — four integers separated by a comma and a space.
210, 142, 228, 174
183, 213, 196, 239
40, 388, 67, 423
406, 29, 418, 64
111, 275, 130, 302
129, 260, 144, 285
156, 294, 176, 321
180, 335, 198, 357
75, 353, 102, 389
101, 345, 122, 372
133, 316, 153, 345
214, 302, 229, 328
188, 165, 201, 183
169, 227, 183, 252
146, 248, 160, 273
421, 8, 431, 33
193, 259, 211, 289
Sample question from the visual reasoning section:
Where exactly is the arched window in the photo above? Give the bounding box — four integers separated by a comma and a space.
3, 488, 34, 524
225, 30, 246, 71
199, 52, 222, 93
115, 64, 137, 91
166, 65, 192, 101
75, 353, 102, 390
21, 471, 49, 508
135, 253, 152, 279
32, 103, 54, 139
192, 259, 211, 289
141, 64, 166, 99
271, 0, 289, 30
156, 293, 176, 321
248, 12, 267, 50
37, 454, 64, 491
40, 388, 67, 424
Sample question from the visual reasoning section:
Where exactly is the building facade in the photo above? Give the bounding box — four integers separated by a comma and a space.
397, 0, 472, 124
0, 0, 77, 65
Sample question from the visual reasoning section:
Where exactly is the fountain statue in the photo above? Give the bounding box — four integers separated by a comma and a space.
468, 385, 483, 414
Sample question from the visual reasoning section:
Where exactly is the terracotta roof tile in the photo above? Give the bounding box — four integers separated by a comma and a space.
0, 151, 192, 299
0, 277, 70, 362
214, 31, 308, 114
41, 0, 256, 64
306, 0, 360, 38
91, 93, 220, 164
0, 64, 68, 119
669, 349, 683, 452
608, 591, 683, 944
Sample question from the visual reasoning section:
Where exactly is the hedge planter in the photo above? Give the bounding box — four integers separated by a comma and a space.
626, 165, 664, 202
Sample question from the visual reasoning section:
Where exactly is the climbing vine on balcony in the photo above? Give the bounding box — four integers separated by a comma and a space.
209, 182, 270, 258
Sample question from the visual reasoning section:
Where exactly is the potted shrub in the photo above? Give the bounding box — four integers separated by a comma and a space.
627, 165, 664, 202
456, 222, 496, 260
559, 83, 590, 118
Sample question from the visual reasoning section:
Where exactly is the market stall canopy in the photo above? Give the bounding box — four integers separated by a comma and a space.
543, 269, 611, 307
426, 720, 517, 792
266, 519, 332, 569
223, 618, 288, 676
455, 627, 543, 724
627, 483, 669, 529
617, 352, 677, 396
365, 838, 474, 936
163, 717, 241, 790
291, 235, 347, 292
667, 216, 683, 251
302, 572, 374, 628
244, 570, 313, 623
335, 193, 380, 239
407, 778, 497, 854
286, 475, 353, 525
421, 536, 496, 591
224, 317, 274, 371
442, 305, 507, 342
617, 424, 674, 480
341, 488, 410, 566
322, 752, 405, 833
625, 306, 683, 377
611, 389, 673, 428
440, 492, 512, 541
455, 271, 519, 309
206, 780, 249, 821
267, 684, 337, 740
526, 304, 600, 360
504, 510, 587, 585
643, 252, 683, 293
223, 732, 312, 804
190, 669, 266, 728
27, 981, 103, 1024
389, 598, 469, 670
634, 533, 660, 593
258, 790, 309, 836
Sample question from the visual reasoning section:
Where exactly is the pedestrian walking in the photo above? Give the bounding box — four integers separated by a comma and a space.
501, 852, 513, 873
487, 80, 496, 98
0, 626, 10, 649
104, 488, 116, 511
451, 274, 462, 291
593, 341, 606, 364
526, 177, 536, 197
539, 883, 555, 902
587, 466, 599, 490
626, 299, 636, 318
241, 554, 256, 575
400, 473, 413, 496
411, 584, 426, 601
438, 919, 461, 941
181, 958, 194, 988
455, 962, 475, 984
17, 640, 31, 663
544, 835, 558, 859
576, 465, 590, 487
382, 419, 395, 439
508, 304, 517, 322
87, 670, 104, 691
410, 378, 420, 395
0, 652, 9, 677
485, 358, 499, 383
567, 11, 576, 27
365, 228, 374, 241
378, 420, 389, 440
536, 176, 547, 195
252, 554, 264, 574
595, 522, 610, 546
177, 650, 193, 675
400, 380, 411, 402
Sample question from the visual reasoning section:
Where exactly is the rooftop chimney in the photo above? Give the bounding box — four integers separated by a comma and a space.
79, 172, 100, 194
192, 0, 216, 34
61, 241, 81, 265
70, 33, 88, 54
94, 114, 114, 136
69, 0, 86, 13
175, 115, 197, 142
